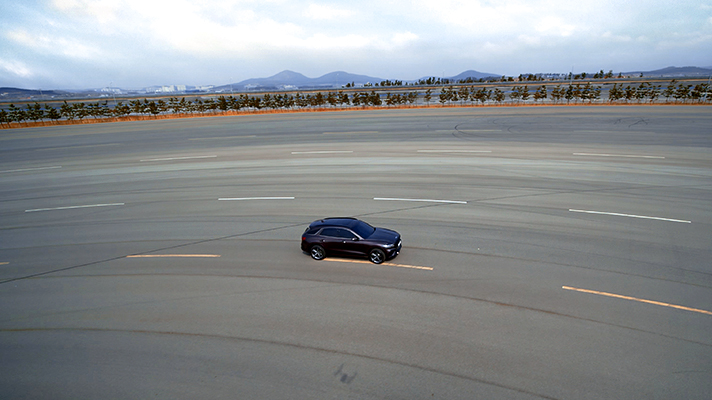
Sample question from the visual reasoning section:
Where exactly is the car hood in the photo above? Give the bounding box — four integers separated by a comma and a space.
368, 228, 400, 243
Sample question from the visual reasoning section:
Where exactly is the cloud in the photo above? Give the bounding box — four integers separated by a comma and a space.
7, 29, 102, 59
48, 1, 413, 57
391, 31, 418, 46
304, 3, 353, 20
295, 33, 372, 50
148, 12, 304, 55
517, 34, 541, 47
0, 59, 33, 78
1, 0, 710, 88
535, 16, 578, 37
51, 0, 124, 28
601, 31, 633, 42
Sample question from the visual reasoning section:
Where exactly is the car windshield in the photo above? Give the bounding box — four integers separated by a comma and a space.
352, 220, 376, 238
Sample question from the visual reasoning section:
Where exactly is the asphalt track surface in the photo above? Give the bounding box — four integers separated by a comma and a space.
1, 106, 711, 399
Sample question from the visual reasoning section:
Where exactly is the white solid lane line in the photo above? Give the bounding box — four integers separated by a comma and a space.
573, 153, 665, 159
218, 197, 295, 201
140, 155, 218, 162
417, 150, 492, 153
291, 151, 353, 154
374, 197, 467, 204
0, 166, 62, 174
569, 209, 691, 223
25, 203, 125, 213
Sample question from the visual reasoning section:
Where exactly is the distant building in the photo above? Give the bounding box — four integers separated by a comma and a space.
535, 73, 567, 80
101, 87, 122, 94
151, 85, 188, 93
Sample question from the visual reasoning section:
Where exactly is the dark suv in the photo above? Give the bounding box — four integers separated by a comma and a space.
301, 217, 402, 264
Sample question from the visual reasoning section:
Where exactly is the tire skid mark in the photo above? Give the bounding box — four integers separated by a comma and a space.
9, 273, 711, 348
0, 326, 560, 400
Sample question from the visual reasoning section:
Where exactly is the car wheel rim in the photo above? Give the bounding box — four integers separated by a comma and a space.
312, 247, 324, 259
370, 251, 383, 263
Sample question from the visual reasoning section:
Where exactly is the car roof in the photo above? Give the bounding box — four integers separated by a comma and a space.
310, 217, 360, 229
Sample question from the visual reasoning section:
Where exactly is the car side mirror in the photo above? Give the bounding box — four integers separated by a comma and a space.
352, 237, 359, 241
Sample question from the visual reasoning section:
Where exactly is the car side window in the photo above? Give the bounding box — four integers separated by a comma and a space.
320, 228, 357, 239
320, 228, 340, 237
337, 229, 357, 239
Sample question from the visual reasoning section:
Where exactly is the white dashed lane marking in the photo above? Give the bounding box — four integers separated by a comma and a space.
374, 197, 467, 204
291, 151, 354, 154
569, 209, 691, 223
417, 150, 491, 153
0, 166, 62, 174
573, 153, 665, 159
140, 155, 217, 162
218, 197, 295, 201
25, 203, 125, 213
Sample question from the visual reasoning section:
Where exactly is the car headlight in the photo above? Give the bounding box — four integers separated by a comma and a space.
382, 243, 394, 249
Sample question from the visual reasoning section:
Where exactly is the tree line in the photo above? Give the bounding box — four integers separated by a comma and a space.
1, 82, 709, 127
352, 69, 620, 86
0, 90, 416, 126
435, 81, 710, 105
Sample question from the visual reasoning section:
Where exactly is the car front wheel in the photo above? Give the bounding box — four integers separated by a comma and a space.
311, 245, 326, 260
369, 248, 385, 264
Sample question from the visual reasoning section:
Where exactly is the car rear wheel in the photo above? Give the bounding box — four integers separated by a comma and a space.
310, 245, 326, 260
369, 248, 385, 264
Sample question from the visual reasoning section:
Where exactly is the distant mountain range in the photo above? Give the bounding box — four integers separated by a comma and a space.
445, 70, 501, 81
188, 66, 712, 92
222, 70, 384, 90
0, 87, 67, 98
2, 67, 710, 101
624, 66, 712, 77
216, 69, 501, 91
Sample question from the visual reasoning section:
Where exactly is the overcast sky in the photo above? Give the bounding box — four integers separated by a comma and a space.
1, 0, 711, 89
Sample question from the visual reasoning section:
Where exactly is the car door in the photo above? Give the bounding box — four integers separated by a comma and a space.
332, 228, 364, 256
319, 228, 362, 256
318, 228, 348, 255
